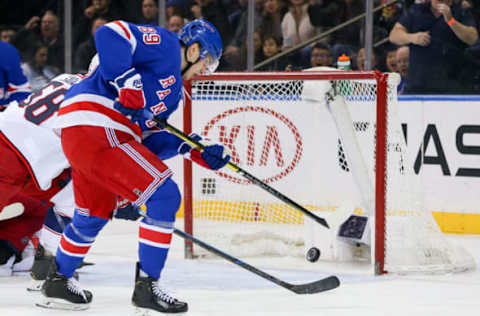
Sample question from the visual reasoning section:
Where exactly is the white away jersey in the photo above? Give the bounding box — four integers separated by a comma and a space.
0, 74, 83, 190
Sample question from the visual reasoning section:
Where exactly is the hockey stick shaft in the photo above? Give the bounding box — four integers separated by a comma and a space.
153, 118, 329, 229
173, 227, 340, 294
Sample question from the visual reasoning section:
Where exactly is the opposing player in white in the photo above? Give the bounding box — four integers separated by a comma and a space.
0, 73, 82, 279
0, 68, 141, 285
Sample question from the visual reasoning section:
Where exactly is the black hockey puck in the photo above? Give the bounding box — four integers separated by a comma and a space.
306, 247, 321, 262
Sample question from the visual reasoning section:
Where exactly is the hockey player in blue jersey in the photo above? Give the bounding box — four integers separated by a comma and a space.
0, 41, 31, 108
39, 19, 229, 313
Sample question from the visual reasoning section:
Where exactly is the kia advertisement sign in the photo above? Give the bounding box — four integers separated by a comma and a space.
200, 106, 303, 184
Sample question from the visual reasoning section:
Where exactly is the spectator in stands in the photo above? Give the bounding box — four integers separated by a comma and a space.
167, 15, 186, 33
260, 0, 287, 42
0, 26, 16, 43
459, 0, 473, 10
281, 0, 323, 68
11, 11, 64, 71
389, 0, 478, 94
21, 43, 59, 92
308, 0, 365, 61
376, 0, 404, 41
355, 47, 377, 70
229, 0, 247, 32
167, 0, 195, 20
0, 2, 55, 28
191, 0, 233, 45
139, 0, 159, 25
395, 45, 409, 94
191, 0, 233, 69
73, 0, 123, 51
384, 44, 398, 73
459, 0, 480, 27
73, 17, 108, 73
225, 29, 264, 70
257, 34, 290, 70
281, 0, 320, 50
224, 0, 264, 65
309, 42, 333, 68
82, 0, 122, 20
375, 43, 398, 73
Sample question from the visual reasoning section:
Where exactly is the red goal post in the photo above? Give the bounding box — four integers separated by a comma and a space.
181, 71, 474, 275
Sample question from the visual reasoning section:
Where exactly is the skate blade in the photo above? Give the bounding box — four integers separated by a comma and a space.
26, 279, 44, 292
134, 307, 187, 315
36, 297, 90, 311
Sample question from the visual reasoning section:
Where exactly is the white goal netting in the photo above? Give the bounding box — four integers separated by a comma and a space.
183, 71, 475, 274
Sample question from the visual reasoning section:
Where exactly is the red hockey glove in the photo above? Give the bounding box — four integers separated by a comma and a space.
190, 145, 231, 170
110, 68, 146, 110
178, 134, 230, 170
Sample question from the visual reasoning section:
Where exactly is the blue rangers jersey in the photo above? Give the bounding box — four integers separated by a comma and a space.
55, 21, 183, 142
0, 41, 31, 107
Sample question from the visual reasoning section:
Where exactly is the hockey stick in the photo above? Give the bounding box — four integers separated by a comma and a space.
173, 227, 340, 294
153, 118, 330, 229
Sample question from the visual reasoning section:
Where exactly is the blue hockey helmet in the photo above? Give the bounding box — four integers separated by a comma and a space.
179, 19, 223, 73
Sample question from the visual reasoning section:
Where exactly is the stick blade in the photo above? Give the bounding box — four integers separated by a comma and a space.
317, 217, 330, 229
289, 275, 340, 294
0, 203, 24, 221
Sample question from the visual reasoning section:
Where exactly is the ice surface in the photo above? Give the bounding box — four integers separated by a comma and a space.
1, 220, 480, 316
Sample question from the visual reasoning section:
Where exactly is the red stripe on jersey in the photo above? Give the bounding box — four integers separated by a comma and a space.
58, 102, 142, 138
139, 226, 172, 245
60, 237, 91, 255
113, 20, 131, 39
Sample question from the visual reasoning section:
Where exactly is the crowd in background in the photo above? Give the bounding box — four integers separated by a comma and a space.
1, 0, 480, 94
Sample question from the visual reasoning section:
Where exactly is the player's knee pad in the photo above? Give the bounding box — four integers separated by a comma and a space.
144, 177, 181, 223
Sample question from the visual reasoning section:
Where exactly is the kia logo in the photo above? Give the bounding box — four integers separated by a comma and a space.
201, 106, 303, 184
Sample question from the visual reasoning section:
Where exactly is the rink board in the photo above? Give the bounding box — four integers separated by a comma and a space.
172, 95, 480, 234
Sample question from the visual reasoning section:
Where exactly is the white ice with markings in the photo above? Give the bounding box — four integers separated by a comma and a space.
1, 220, 479, 316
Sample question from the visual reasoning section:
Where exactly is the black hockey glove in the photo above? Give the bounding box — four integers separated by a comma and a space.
113, 203, 142, 221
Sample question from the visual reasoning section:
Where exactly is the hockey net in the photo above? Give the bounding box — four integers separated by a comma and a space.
182, 70, 475, 274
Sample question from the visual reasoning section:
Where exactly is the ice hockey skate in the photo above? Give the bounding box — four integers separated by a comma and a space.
132, 262, 188, 314
36, 262, 92, 311
27, 244, 55, 291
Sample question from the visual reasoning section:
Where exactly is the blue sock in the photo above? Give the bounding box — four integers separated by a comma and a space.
56, 211, 107, 278
139, 178, 180, 279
